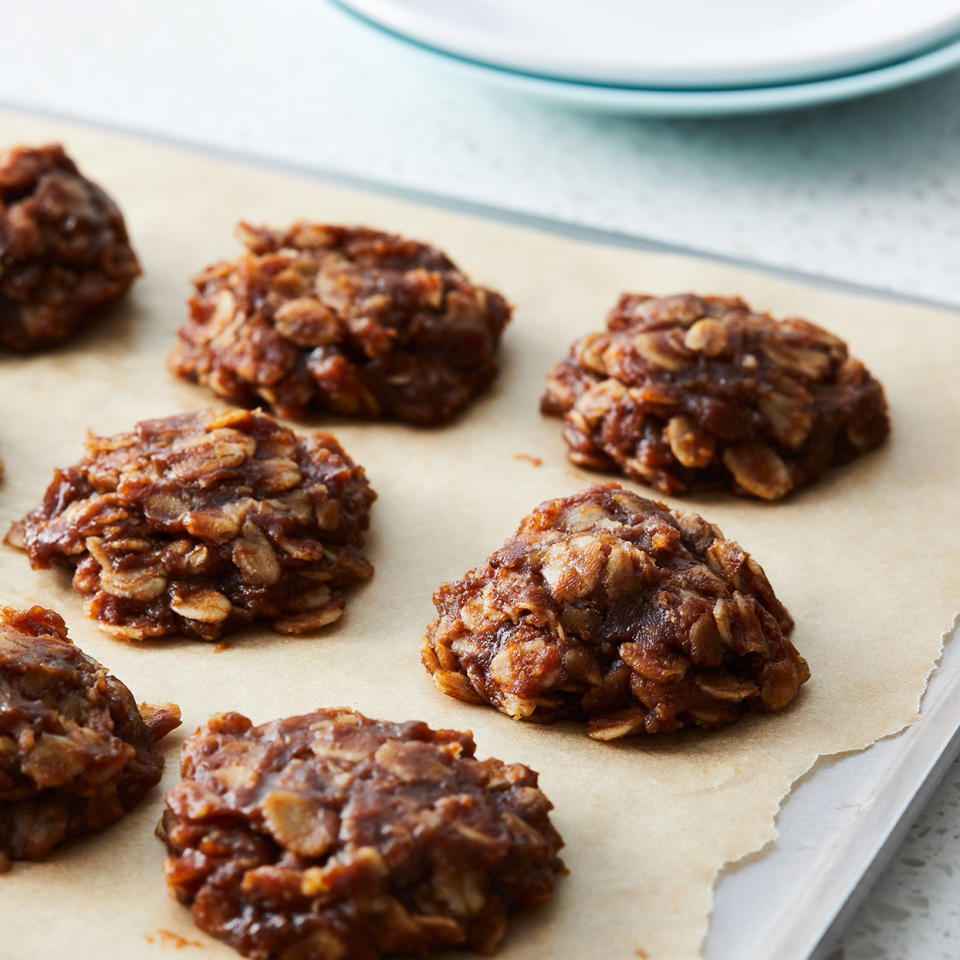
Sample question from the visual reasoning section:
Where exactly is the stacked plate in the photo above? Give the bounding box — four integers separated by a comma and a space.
333, 0, 960, 115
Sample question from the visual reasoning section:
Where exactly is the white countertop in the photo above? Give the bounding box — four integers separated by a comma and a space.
4, 1, 960, 956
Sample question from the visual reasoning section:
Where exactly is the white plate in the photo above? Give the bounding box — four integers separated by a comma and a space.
330, 4, 960, 119
337, 0, 960, 88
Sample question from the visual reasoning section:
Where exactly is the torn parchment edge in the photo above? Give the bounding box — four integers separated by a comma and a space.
704, 610, 960, 958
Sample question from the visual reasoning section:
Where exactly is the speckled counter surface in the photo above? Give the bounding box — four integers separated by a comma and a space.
3, 1, 960, 955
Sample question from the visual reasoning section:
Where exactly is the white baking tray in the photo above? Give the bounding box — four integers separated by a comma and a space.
8, 104, 960, 960
708, 617, 960, 959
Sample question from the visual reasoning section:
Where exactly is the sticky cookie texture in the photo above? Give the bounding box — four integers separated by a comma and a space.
169, 222, 511, 425
0, 605, 180, 866
7, 408, 375, 642
423, 484, 808, 738
541, 293, 889, 499
0, 143, 141, 351
160, 708, 564, 960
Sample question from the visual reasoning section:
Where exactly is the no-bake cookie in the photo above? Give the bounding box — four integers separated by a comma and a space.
160, 707, 564, 959
423, 483, 808, 738
0, 143, 140, 351
7, 408, 375, 642
541, 293, 889, 499
170, 222, 511, 425
0, 605, 180, 867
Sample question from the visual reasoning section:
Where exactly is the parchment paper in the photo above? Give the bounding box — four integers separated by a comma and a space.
1, 109, 958, 960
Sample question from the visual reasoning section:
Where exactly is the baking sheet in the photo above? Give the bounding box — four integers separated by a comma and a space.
708, 611, 960, 960
1, 109, 959, 960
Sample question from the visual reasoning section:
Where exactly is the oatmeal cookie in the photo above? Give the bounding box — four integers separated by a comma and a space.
423, 483, 808, 738
0, 143, 141, 351
0, 605, 180, 864
7, 408, 375, 642
541, 293, 889, 499
169, 222, 511, 425
160, 707, 564, 959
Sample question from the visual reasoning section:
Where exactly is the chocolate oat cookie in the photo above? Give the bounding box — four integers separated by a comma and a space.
0, 143, 141, 351
423, 483, 808, 738
160, 708, 564, 960
542, 293, 889, 499
7, 408, 375, 642
170, 222, 511, 425
0, 605, 180, 866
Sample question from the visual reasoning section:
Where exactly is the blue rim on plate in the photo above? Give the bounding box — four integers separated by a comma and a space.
329, 0, 960, 116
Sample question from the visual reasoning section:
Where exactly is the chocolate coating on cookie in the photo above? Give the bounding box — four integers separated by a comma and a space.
0, 143, 140, 351
170, 222, 511, 425
160, 708, 564, 959
0, 605, 180, 864
7, 408, 375, 642
542, 293, 889, 499
423, 483, 808, 738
